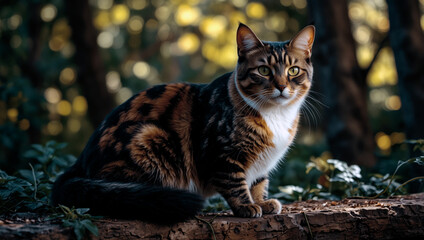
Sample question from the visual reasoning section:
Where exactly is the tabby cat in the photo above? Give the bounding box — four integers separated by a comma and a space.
52, 23, 315, 225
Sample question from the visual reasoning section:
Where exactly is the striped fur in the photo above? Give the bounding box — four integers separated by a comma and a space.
52, 23, 315, 223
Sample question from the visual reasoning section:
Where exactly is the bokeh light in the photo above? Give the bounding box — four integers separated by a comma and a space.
19, 119, 30, 131
59, 67, 76, 85
246, 2, 266, 19
133, 61, 150, 79
72, 96, 88, 115
97, 31, 114, 48
40, 4, 57, 22
67, 118, 81, 132
367, 48, 398, 87
127, 16, 144, 34
57, 100, 72, 116
45, 88, 62, 104
106, 71, 122, 93
384, 95, 401, 111
94, 11, 111, 29
8, 14, 22, 30
111, 4, 130, 25
199, 16, 227, 38
175, 4, 201, 26
97, 0, 113, 10
126, 0, 148, 10
178, 33, 200, 54
47, 120, 63, 136
375, 132, 391, 151
7, 108, 18, 122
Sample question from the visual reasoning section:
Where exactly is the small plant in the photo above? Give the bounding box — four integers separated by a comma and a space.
49, 205, 99, 240
0, 141, 99, 240
0, 141, 76, 214
273, 140, 424, 202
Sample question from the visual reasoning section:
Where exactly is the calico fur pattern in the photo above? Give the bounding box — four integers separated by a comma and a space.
52, 23, 315, 224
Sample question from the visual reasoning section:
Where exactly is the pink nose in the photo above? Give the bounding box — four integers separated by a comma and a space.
278, 84, 287, 92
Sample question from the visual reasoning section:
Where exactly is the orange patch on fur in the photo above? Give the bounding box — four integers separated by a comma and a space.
99, 160, 127, 175
128, 124, 187, 189
99, 126, 118, 151
250, 178, 268, 203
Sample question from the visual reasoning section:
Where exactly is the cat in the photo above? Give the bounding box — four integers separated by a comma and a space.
51, 23, 315, 225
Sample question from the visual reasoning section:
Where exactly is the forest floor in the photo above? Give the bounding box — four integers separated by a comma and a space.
1, 193, 423, 239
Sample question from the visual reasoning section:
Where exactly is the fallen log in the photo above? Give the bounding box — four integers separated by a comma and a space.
1, 193, 423, 239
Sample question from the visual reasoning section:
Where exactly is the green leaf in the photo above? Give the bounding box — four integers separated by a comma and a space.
32, 144, 45, 153
75, 208, 90, 215
73, 221, 85, 240
23, 149, 40, 159
18, 169, 36, 184
414, 156, 424, 165
55, 142, 68, 150
80, 219, 99, 236
46, 140, 57, 147
52, 157, 69, 167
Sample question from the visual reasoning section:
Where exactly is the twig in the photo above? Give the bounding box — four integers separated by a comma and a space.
352, 157, 421, 199
195, 215, 218, 240
303, 212, 313, 239
392, 176, 424, 196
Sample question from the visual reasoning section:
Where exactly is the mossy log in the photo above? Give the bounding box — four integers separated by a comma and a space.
1, 193, 423, 239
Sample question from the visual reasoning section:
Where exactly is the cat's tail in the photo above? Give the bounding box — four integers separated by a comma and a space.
51, 170, 204, 225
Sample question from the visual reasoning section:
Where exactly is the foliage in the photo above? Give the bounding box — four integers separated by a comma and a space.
49, 205, 99, 240
0, 141, 74, 213
202, 195, 229, 213
0, 141, 98, 240
272, 140, 424, 202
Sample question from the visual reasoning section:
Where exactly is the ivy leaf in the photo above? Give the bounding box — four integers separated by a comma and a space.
23, 149, 40, 159
31, 144, 45, 153
414, 156, 424, 165
55, 142, 68, 150
75, 208, 90, 215
80, 219, 99, 236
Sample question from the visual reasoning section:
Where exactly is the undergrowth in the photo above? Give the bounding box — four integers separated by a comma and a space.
0, 141, 98, 240
272, 140, 424, 202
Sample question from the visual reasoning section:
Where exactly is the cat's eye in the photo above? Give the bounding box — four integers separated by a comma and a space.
288, 66, 300, 76
258, 66, 271, 76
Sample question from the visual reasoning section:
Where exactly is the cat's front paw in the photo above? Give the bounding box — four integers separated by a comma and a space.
233, 203, 262, 218
258, 199, 282, 214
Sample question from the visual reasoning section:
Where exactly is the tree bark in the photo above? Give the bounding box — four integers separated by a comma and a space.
65, 0, 115, 128
1, 193, 423, 239
386, 0, 424, 192
386, 0, 424, 143
307, 0, 376, 167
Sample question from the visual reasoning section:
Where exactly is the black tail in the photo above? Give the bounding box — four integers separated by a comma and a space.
51, 171, 204, 225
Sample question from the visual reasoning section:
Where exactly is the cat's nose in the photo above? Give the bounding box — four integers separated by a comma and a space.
277, 84, 287, 92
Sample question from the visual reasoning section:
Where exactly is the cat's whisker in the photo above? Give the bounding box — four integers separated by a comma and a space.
306, 94, 328, 108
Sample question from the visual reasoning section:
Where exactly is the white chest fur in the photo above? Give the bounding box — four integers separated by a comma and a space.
245, 103, 301, 186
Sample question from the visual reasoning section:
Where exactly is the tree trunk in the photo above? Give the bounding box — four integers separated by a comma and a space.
307, 0, 376, 167
65, 0, 115, 128
1, 193, 423, 239
386, 0, 424, 192
386, 0, 424, 143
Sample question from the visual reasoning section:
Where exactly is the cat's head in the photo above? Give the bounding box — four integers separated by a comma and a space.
235, 23, 315, 109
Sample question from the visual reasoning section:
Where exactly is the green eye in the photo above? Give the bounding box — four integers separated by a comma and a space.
258, 66, 271, 76
288, 66, 300, 76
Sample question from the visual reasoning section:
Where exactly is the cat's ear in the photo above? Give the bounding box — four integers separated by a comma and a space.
288, 25, 315, 58
237, 23, 264, 56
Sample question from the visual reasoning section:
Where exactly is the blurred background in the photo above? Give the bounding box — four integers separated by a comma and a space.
0, 0, 423, 194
